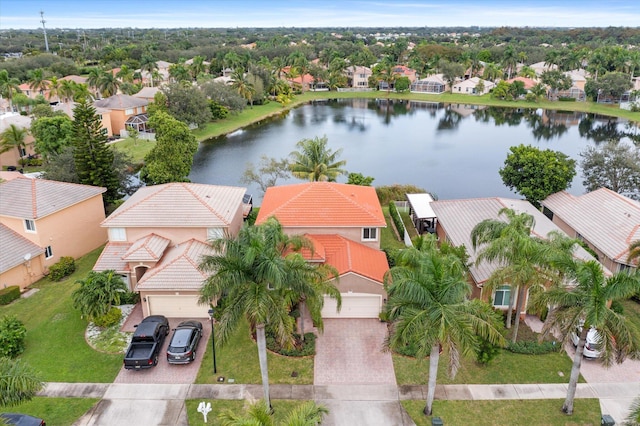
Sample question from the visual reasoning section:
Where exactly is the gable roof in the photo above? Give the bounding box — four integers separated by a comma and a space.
0, 224, 45, 273
102, 183, 246, 228
431, 197, 599, 285
541, 189, 640, 263
256, 182, 385, 228
505, 77, 537, 90
122, 234, 171, 262
135, 239, 212, 290
93, 242, 132, 273
94, 94, 148, 110
305, 234, 388, 283
0, 176, 106, 220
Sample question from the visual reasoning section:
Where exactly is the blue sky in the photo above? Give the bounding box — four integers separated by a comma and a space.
1, 0, 639, 29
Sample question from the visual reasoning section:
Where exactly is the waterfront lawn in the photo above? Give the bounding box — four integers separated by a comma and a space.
186, 400, 307, 426
402, 399, 601, 426
0, 397, 99, 426
195, 319, 313, 385
381, 206, 408, 251
112, 136, 156, 164
0, 247, 123, 382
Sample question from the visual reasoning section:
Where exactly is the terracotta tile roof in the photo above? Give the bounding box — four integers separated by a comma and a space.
431, 197, 600, 285
102, 183, 246, 228
135, 239, 212, 290
60, 75, 88, 84
542, 189, 640, 263
122, 234, 171, 262
94, 94, 148, 110
304, 234, 388, 283
92, 242, 132, 273
505, 77, 537, 90
0, 224, 44, 273
256, 182, 385, 228
0, 176, 106, 220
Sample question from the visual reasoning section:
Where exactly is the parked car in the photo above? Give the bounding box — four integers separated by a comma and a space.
0, 413, 46, 426
570, 325, 601, 358
167, 320, 203, 364
123, 315, 169, 370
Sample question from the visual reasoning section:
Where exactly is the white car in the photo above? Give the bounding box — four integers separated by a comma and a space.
570, 326, 601, 358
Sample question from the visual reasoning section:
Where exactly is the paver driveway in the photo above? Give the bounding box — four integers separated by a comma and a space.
314, 319, 396, 385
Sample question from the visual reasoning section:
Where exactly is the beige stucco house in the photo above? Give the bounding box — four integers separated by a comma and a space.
0, 113, 37, 170
345, 66, 372, 89
452, 77, 496, 95
0, 173, 107, 290
93, 94, 149, 137
256, 182, 389, 318
541, 188, 640, 273
94, 182, 249, 318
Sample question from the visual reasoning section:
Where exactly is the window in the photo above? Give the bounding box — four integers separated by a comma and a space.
207, 227, 224, 240
125, 108, 134, 115
619, 263, 635, 275
493, 285, 511, 307
19, 147, 27, 157
109, 227, 126, 241
45, 246, 53, 259
362, 227, 377, 241
24, 219, 36, 232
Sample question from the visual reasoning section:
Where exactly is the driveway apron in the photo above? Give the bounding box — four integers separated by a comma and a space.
314, 318, 397, 385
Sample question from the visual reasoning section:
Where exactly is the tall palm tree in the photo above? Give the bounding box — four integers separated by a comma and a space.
530, 259, 640, 415
59, 79, 76, 103
0, 69, 22, 111
0, 124, 29, 159
98, 72, 120, 97
47, 76, 61, 102
86, 68, 106, 93
116, 65, 135, 84
140, 55, 159, 87
0, 357, 44, 408
231, 69, 255, 107
384, 235, 505, 416
289, 135, 347, 182
218, 400, 328, 426
502, 45, 518, 79
169, 63, 190, 83
27, 68, 48, 95
199, 218, 334, 409
189, 55, 206, 80
372, 56, 396, 97
471, 208, 560, 342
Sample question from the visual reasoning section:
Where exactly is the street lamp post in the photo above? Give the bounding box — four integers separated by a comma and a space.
207, 308, 217, 374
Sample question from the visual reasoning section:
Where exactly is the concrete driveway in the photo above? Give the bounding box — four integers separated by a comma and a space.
115, 318, 211, 384
314, 319, 396, 385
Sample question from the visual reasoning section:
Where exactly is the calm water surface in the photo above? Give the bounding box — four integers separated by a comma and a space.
189, 99, 638, 203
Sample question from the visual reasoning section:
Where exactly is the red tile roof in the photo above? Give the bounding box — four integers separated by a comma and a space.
256, 182, 385, 228
305, 234, 388, 283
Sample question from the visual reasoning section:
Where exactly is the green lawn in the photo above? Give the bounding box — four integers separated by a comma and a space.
186, 400, 310, 426
195, 319, 314, 385
111, 136, 155, 164
381, 206, 408, 251
402, 399, 601, 426
0, 397, 99, 426
0, 247, 123, 382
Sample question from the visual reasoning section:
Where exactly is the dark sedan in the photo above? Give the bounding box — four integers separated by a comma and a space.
0, 413, 46, 426
166, 320, 203, 364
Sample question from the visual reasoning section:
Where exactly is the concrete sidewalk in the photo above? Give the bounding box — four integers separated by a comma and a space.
41, 381, 639, 424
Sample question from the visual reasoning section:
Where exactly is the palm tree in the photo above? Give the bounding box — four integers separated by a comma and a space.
0, 357, 44, 408
86, 68, 106, 94
59, 79, 76, 103
72, 270, 128, 321
289, 135, 347, 182
471, 208, 560, 343
482, 62, 502, 82
98, 72, 120, 97
218, 400, 328, 426
116, 65, 135, 84
0, 124, 29, 160
372, 56, 396, 97
169, 63, 190, 83
0, 69, 22, 111
140, 55, 159, 87
47, 76, 61, 102
189, 55, 206, 80
27, 68, 48, 95
530, 259, 640, 415
199, 218, 334, 409
502, 45, 518, 79
627, 396, 640, 426
628, 240, 640, 267
384, 235, 505, 416
231, 69, 255, 107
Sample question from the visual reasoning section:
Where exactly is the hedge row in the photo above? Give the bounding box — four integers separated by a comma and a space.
0, 286, 20, 305
388, 202, 406, 240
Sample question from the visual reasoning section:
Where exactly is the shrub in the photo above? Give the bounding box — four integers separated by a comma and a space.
0, 315, 27, 358
93, 307, 122, 328
558, 97, 576, 102
266, 332, 316, 357
388, 201, 405, 240
525, 93, 538, 103
476, 338, 501, 365
375, 184, 428, 205
0, 286, 21, 305
507, 340, 560, 355
120, 291, 140, 305
48, 256, 76, 281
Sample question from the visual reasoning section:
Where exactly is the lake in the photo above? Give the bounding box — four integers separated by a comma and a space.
189, 99, 637, 203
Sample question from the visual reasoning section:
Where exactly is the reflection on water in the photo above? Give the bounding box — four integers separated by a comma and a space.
190, 99, 637, 203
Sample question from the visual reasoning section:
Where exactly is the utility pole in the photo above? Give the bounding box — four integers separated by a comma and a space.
40, 11, 49, 53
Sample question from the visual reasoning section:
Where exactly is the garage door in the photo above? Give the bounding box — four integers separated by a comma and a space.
147, 295, 209, 318
321, 293, 382, 318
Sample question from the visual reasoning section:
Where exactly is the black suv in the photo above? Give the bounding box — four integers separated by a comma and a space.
166, 320, 203, 364
0, 413, 46, 426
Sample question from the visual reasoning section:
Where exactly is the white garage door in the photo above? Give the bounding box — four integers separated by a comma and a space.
321, 293, 382, 318
147, 295, 209, 318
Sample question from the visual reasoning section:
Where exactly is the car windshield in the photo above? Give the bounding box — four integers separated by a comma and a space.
168, 329, 192, 352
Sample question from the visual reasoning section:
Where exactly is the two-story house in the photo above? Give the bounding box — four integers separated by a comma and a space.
345, 66, 372, 89
256, 182, 389, 318
93, 182, 250, 318
93, 94, 149, 137
0, 173, 107, 290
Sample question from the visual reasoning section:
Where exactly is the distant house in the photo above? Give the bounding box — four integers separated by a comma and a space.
256, 182, 389, 318
529, 61, 557, 76
93, 94, 149, 136
345, 65, 372, 89
505, 77, 538, 91
541, 188, 640, 273
0, 114, 36, 169
0, 173, 107, 290
411, 74, 447, 94
132, 86, 160, 102
94, 183, 251, 318
430, 197, 600, 314
452, 77, 495, 95
392, 65, 418, 83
